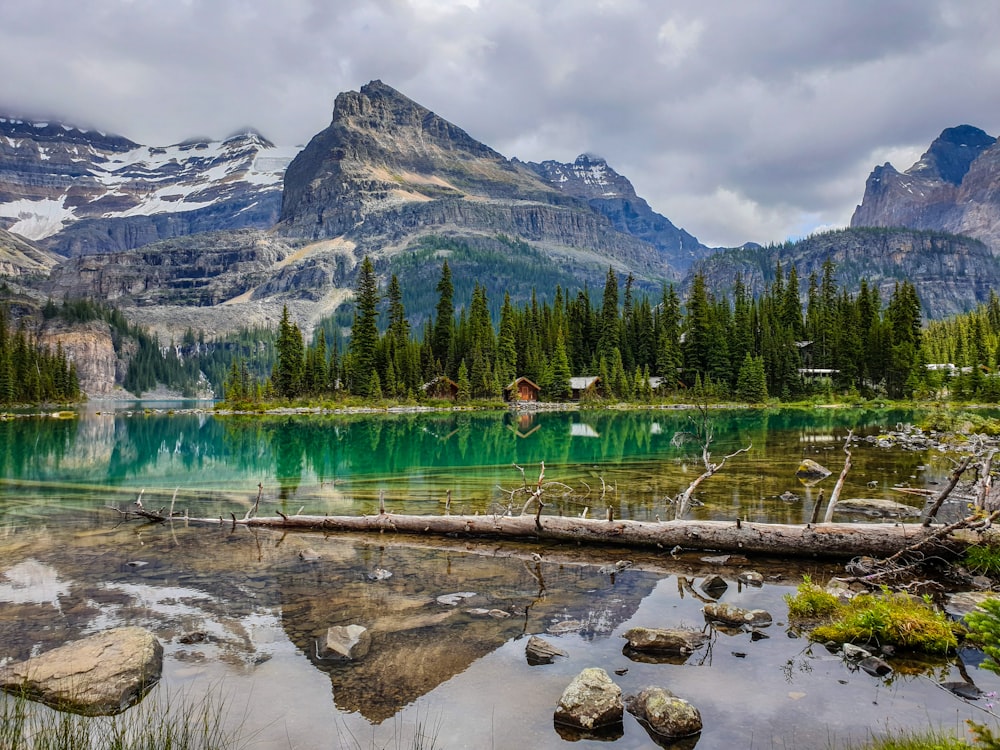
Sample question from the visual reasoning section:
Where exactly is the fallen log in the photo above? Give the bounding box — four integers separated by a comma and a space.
180, 511, 952, 560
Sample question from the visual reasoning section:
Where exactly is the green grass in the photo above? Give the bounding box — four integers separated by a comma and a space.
0, 687, 246, 750
785, 576, 840, 619
839, 727, 972, 749
786, 581, 960, 654
964, 545, 1000, 577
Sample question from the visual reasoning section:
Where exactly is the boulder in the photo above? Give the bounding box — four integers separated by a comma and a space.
703, 602, 772, 628
623, 627, 709, 654
796, 459, 832, 485
526, 635, 567, 665
0, 626, 162, 716
321, 624, 371, 660
553, 667, 623, 732
626, 686, 703, 740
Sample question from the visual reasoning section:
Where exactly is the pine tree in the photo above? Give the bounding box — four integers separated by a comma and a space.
348, 256, 380, 396
432, 262, 455, 374
597, 267, 620, 363
549, 333, 572, 401
736, 353, 768, 403
272, 305, 304, 398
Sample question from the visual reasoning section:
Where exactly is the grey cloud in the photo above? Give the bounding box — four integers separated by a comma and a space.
1, 0, 999, 247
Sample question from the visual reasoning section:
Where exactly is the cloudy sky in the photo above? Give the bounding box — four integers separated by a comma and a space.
2, 0, 999, 248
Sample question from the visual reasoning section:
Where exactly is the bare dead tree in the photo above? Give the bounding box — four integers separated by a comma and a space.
821, 431, 853, 523
923, 455, 973, 526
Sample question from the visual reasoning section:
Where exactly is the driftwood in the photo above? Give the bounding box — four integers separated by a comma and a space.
176, 510, 950, 560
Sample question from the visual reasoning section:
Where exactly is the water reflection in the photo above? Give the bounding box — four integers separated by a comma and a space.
0, 407, 946, 527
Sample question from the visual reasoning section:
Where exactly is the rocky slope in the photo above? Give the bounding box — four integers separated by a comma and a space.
0, 226, 64, 277
851, 125, 1000, 251
276, 80, 676, 280
691, 227, 999, 319
525, 154, 711, 272
0, 117, 297, 256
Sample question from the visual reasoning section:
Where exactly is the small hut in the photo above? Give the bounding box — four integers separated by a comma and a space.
569, 375, 601, 400
506, 377, 541, 402
423, 375, 459, 400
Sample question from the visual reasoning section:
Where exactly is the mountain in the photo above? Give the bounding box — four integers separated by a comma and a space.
38, 81, 692, 342
275, 80, 678, 278
524, 153, 711, 273
691, 227, 999, 319
0, 116, 297, 256
851, 125, 1000, 251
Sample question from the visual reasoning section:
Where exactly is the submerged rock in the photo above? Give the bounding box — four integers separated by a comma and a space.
837, 498, 920, 518
553, 667, 623, 732
0, 626, 163, 716
626, 686, 703, 740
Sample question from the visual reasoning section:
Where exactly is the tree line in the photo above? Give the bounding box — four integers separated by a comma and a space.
226, 255, 928, 405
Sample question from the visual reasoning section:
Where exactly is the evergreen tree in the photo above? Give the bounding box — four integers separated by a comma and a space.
432, 262, 455, 373
549, 333, 572, 401
597, 267, 620, 362
348, 256, 380, 396
736, 353, 768, 403
272, 305, 304, 398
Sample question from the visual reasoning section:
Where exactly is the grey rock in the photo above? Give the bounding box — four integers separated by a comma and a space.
553, 667, 624, 731
842, 643, 871, 660
525, 635, 567, 665
0, 626, 163, 716
436, 591, 477, 606
625, 686, 702, 740
321, 624, 371, 661
703, 602, 773, 628
859, 656, 893, 677
946, 591, 997, 617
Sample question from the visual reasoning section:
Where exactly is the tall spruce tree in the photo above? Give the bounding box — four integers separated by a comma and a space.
348, 256, 380, 396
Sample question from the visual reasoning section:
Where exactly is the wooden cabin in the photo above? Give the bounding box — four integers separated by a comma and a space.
423, 375, 459, 400
569, 375, 600, 400
506, 377, 541, 402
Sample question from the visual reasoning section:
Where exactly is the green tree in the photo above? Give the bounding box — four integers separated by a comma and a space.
272, 305, 304, 398
348, 256, 380, 396
735, 353, 768, 403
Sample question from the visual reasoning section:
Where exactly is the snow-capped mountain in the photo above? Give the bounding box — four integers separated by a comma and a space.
525, 153, 711, 272
0, 117, 298, 255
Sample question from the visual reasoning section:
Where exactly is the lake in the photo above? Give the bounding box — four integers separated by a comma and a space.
0, 405, 997, 749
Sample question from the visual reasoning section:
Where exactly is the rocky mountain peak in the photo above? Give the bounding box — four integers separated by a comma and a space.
527, 153, 638, 201
851, 123, 1000, 253
907, 124, 995, 185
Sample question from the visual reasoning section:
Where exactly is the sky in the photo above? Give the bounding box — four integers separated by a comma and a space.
2, 0, 1000, 248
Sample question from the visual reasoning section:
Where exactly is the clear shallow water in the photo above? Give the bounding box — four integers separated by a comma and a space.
0, 406, 997, 749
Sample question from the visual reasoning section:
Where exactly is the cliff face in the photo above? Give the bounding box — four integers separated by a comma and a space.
46, 230, 293, 307
851, 125, 1000, 251
38, 319, 122, 397
692, 227, 999, 319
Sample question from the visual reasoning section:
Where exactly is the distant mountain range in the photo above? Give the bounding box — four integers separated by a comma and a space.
3, 81, 1000, 395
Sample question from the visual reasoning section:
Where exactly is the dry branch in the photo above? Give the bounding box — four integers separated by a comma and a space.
822, 431, 853, 523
